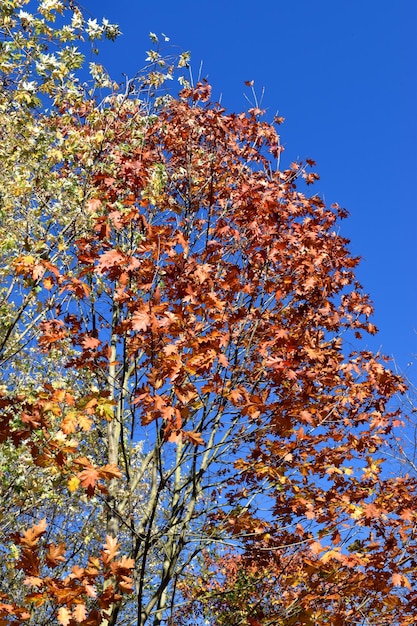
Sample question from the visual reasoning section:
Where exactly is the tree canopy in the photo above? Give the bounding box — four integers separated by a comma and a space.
0, 3, 416, 625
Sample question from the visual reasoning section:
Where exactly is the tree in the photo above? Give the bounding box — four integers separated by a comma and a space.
0, 2, 133, 624
1, 3, 416, 625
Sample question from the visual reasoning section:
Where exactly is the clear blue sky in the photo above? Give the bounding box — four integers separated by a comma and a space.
84, 0, 417, 380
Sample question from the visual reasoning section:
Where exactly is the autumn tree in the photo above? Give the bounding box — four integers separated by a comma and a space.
0, 2, 133, 624
1, 3, 416, 626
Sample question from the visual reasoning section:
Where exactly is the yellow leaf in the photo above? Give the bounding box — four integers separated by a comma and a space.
350, 505, 363, 520
43, 276, 54, 290
68, 476, 80, 493
321, 549, 343, 564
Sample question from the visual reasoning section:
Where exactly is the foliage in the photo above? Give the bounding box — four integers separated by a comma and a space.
0, 3, 416, 626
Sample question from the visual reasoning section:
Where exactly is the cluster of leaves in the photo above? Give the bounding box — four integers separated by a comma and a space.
2, 519, 133, 625
0, 2, 416, 626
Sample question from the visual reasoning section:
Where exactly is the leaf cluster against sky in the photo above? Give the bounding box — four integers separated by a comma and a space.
83, 0, 417, 380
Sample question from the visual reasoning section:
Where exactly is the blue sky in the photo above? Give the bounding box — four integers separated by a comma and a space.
84, 0, 416, 380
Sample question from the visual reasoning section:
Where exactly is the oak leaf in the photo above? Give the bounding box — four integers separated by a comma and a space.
102, 535, 120, 562
23, 576, 43, 587
96, 249, 126, 275
46, 543, 66, 568
183, 431, 205, 446
73, 603, 87, 623
81, 336, 101, 350
20, 519, 47, 548
57, 606, 71, 626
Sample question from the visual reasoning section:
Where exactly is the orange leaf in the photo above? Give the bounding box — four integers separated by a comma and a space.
218, 353, 229, 368
99, 464, 122, 480
310, 541, 322, 556
392, 573, 412, 589
102, 535, 120, 562
24, 576, 43, 587
86, 198, 102, 213
167, 430, 182, 443
81, 336, 101, 350
84, 584, 97, 598
46, 543, 66, 568
112, 556, 135, 571
118, 575, 134, 593
73, 603, 87, 623
57, 606, 71, 626
132, 310, 151, 332
43, 276, 54, 290
183, 430, 205, 446
21, 519, 47, 547
96, 249, 126, 275
61, 411, 78, 434
78, 413, 93, 432
78, 466, 100, 495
